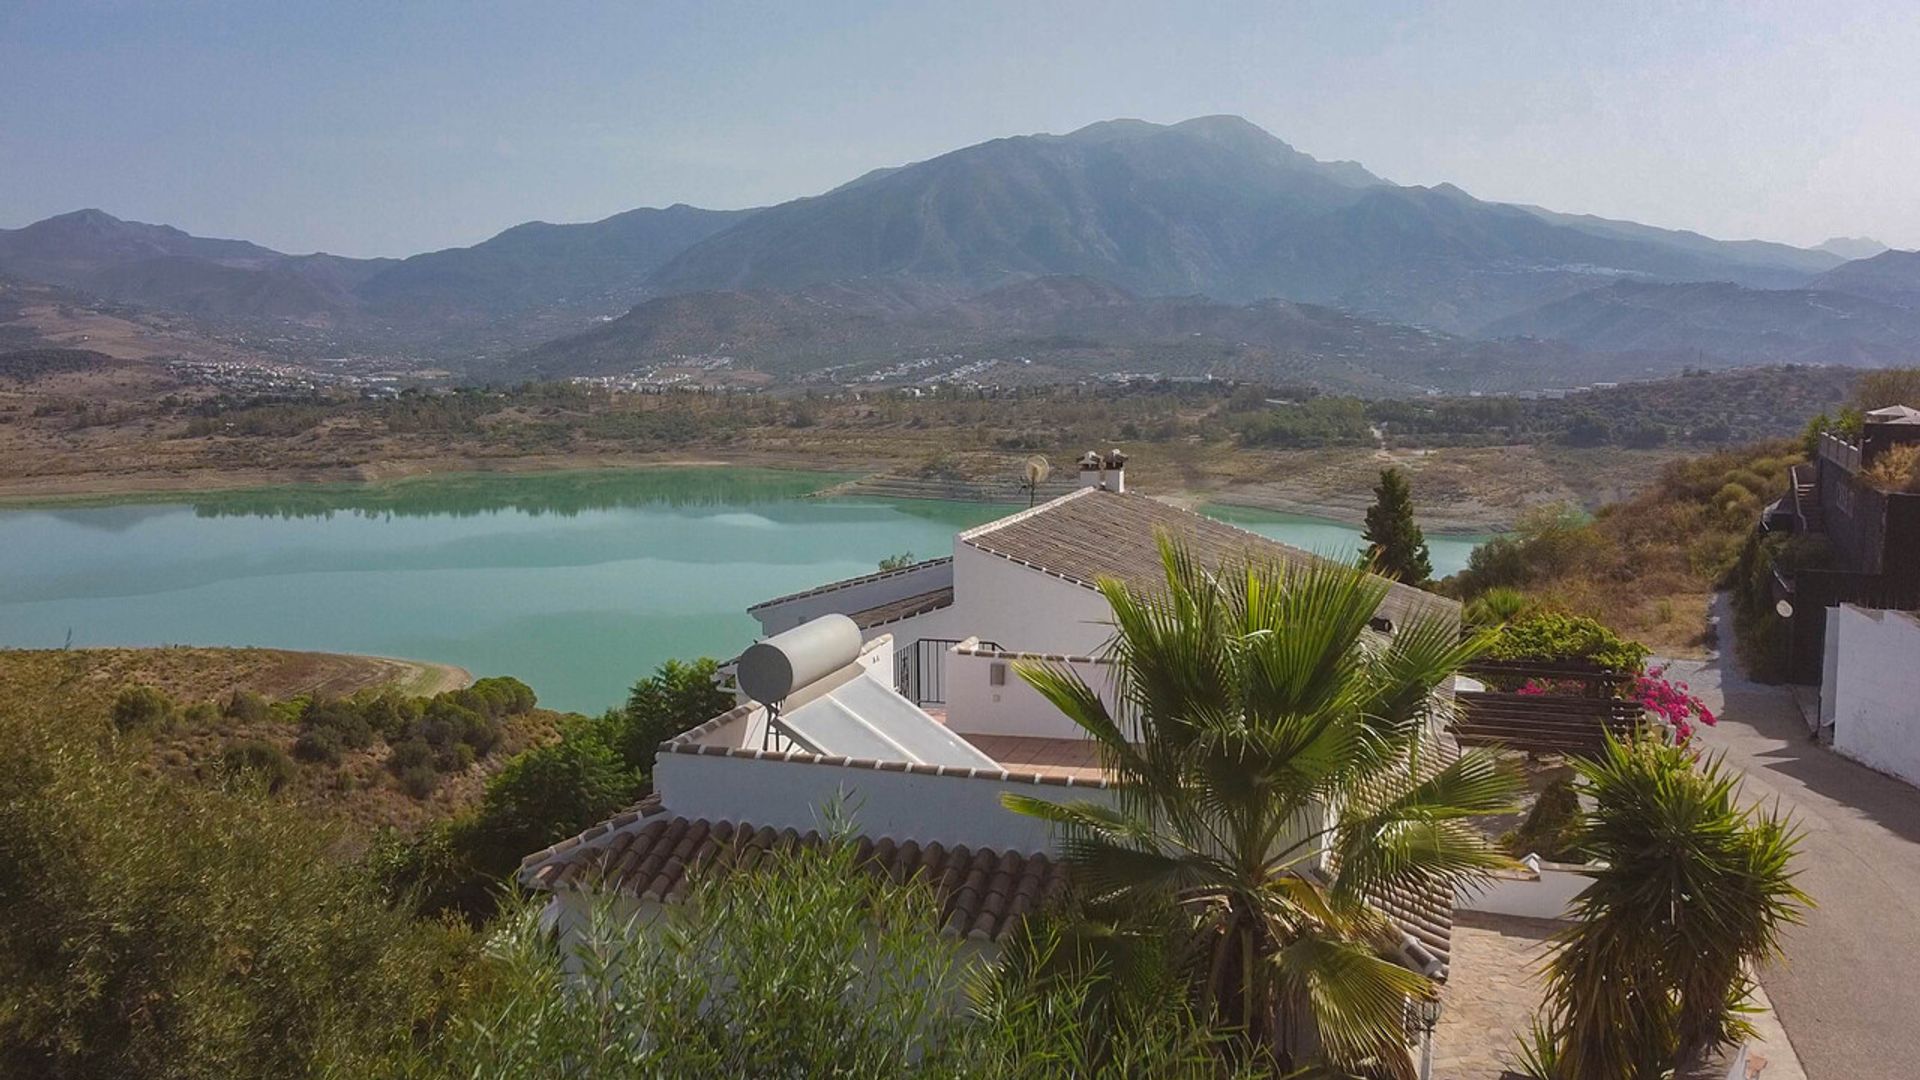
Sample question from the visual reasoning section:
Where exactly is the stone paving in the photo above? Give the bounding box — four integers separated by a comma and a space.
1430, 907, 1807, 1079
1430, 911, 1556, 1080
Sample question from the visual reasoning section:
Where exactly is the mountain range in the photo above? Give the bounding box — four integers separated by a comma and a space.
2, 116, 1913, 391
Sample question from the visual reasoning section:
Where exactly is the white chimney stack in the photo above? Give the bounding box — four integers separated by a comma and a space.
1077, 449, 1128, 493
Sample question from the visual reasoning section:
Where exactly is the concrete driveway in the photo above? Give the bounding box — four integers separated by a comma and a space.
1661, 597, 1920, 1079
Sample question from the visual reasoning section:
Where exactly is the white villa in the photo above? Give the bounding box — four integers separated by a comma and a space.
519, 451, 1460, 997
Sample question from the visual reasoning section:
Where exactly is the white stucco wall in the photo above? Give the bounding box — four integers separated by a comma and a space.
944, 648, 1126, 740
653, 751, 1114, 852
947, 544, 1114, 655
1825, 604, 1920, 788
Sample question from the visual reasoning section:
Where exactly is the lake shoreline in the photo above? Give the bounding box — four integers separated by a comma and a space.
0, 455, 1512, 532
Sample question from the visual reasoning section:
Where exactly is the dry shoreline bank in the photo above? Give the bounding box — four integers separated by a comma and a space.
0, 451, 1526, 532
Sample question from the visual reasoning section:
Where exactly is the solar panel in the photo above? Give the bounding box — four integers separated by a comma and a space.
780, 674, 1001, 769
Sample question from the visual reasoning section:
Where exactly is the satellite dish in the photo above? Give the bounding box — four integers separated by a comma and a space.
1776, 599, 1794, 618
1019, 455, 1051, 507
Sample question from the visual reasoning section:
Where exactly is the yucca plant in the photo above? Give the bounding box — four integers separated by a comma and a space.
1519, 732, 1809, 1079
1003, 539, 1523, 1075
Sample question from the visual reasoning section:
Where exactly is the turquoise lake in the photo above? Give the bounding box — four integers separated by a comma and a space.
0, 470, 1488, 714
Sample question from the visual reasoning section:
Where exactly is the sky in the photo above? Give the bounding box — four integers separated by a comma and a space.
2, 0, 1915, 257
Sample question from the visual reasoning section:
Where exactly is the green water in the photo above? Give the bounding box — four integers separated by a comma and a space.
1203, 504, 1492, 579
0, 469, 1488, 714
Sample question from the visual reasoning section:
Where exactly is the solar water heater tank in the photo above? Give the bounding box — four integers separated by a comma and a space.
737, 614, 864, 703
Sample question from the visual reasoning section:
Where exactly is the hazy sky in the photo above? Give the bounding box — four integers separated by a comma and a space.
3, 0, 1915, 257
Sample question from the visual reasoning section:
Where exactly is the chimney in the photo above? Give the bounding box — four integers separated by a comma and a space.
1077, 449, 1128, 493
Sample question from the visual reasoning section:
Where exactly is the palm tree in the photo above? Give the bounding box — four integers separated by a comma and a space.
1003, 540, 1523, 1075
1520, 732, 1808, 1079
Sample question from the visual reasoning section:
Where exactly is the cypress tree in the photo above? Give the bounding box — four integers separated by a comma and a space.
1362, 467, 1432, 584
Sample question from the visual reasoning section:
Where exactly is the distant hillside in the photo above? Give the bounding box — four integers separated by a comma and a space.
647, 116, 1839, 332
0, 346, 123, 381
512, 274, 1681, 394
1816, 236, 1890, 260
0, 208, 285, 282
4, 117, 1903, 382
357, 204, 751, 321
1809, 249, 1920, 309
1479, 279, 1920, 365
0, 206, 747, 347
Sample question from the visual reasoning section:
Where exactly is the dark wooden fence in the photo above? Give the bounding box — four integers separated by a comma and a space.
1451, 660, 1644, 756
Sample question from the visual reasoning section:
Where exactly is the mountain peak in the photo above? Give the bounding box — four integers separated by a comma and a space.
1817, 236, 1890, 260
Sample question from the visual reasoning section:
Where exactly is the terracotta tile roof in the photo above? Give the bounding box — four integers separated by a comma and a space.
849, 586, 954, 629
747, 557, 951, 613
960, 488, 1456, 628
522, 812, 1068, 942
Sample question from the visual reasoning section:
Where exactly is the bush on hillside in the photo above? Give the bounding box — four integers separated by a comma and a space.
607, 657, 733, 771
375, 657, 730, 919
293, 726, 346, 766
222, 689, 270, 723
109, 685, 176, 734
222, 738, 299, 793
0, 714, 470, 1076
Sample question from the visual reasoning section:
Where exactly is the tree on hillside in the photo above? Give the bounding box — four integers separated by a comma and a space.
1853, 367, 1920, 411
1007, 542, 1521, 1073
1362, 467, 1433, 585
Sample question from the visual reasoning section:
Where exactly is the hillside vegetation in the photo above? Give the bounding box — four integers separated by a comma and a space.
0, 648, 555, 834
0, 358, 1859, 528
1445, 441, 1803, 653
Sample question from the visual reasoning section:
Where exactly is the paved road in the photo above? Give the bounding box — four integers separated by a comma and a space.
1661, 598, 1920, 1080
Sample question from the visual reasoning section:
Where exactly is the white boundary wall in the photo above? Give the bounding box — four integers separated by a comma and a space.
1825, 604, 1920, 789
653, 751, 1114, 852
944, 647, 1125, 741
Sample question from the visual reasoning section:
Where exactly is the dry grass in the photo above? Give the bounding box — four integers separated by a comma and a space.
1465, 441, 1802, 656
0, 647, 556, 836
1862, 443, 1920, 493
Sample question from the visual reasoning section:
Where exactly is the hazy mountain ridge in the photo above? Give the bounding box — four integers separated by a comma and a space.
1809, 248, 1920, 309
1480, 278, 1920, 365
512, 274, 1687, 395
1, 116, 1911, 385
646, 117, 1841, 331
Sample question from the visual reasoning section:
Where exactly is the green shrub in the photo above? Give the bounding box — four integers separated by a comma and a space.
1503, 773, 1582, 862
388, 737, 433, 771
608, 658, 733, 772
293, 726, 346, 766
1522, 734, 1808, 1074
0, 714, 469, 1076
415, 840, 1229, 1078
359, 691, 422, 742
1489, 611, 1650, 673
222, 689, 270, 723
1465, 586, 1532, 627
397, 764, 439, 799
303, 698, 376, 749
222, 738, 299, 793
109, 685, 177, 734
462, 726, 638, 879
